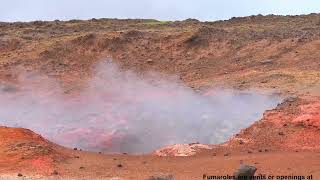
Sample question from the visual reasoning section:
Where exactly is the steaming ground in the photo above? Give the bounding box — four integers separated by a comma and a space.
0, 61, 282, 154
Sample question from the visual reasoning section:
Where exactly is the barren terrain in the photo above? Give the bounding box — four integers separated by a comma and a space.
0, 14, 320, 179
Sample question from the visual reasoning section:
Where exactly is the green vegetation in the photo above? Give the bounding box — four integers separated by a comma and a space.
142, 20, 172, 26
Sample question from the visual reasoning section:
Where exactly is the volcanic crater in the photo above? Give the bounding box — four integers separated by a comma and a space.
0, 15, 320, 179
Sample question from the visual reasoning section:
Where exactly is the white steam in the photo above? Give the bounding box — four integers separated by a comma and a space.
0, 61, 282, 153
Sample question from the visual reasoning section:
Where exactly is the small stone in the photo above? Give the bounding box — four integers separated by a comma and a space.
224, 153, 230, 156
74, 156, 80, 159
16, 143, 26, 147
79, 166, 85, 170
278, 132, 284, 136
117, 164, 123, 168
189, 141, 200, 145
260, 59, 273, 65
73, 148, 77, 150
149, 174, 174, 180
248, 151, 253, 154
258, 149, 263, 152
17, 173, 23, 177
52, 170, 59, 175
146, 59, 153, 64
239, 140, 244, 145
285, 97, 296, 103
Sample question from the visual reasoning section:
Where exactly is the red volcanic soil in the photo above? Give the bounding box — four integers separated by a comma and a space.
0, 126, 69, 175
0, 15, 320, 179
225, 97, 320, 151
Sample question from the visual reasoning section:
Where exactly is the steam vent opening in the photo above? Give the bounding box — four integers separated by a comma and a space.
0, 61, 282, 154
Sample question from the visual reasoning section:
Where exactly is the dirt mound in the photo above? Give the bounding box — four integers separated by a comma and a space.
0, 126, 69, 175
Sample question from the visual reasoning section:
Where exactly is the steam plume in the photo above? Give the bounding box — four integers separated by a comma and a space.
0, 60, 282, 153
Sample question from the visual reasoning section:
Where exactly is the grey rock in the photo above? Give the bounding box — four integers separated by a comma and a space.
149, 174, 174, 180
260, 59, 274, 65
234, 163, 257, 180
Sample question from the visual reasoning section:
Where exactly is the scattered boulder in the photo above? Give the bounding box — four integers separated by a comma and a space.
224, 153, 230, 156
234, 162, 257, 180
90, 18, 98, 22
